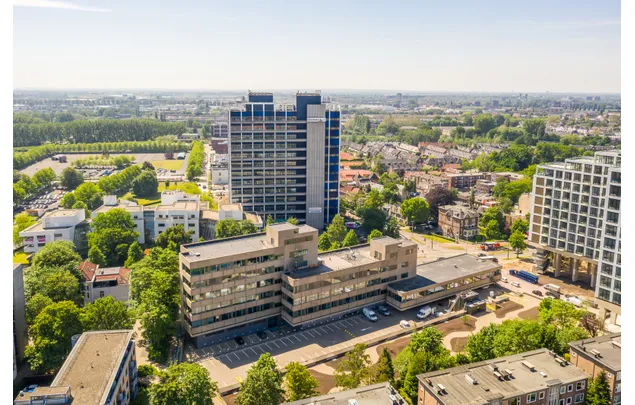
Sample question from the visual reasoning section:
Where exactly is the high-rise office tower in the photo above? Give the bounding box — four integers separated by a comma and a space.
228, 91, 340, 230
529, 151, 621, 325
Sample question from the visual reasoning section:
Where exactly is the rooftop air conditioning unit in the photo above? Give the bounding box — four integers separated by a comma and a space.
465, 374, 478, 385
436, 384, 447, 395
521, 361, 535, 371
590, 349, 602, 358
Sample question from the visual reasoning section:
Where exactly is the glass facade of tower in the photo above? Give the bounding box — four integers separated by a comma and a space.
229, 92, 340, 229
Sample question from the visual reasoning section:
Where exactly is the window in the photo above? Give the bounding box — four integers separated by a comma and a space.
567, 397, 572, 405
576, 381, 585, 391
559, 400, 564, 405
401, 262, 409, 268
510, 398, 520, 405
607, 372, 613, 379
568, 384, 573, 392
527, 393, 537, 403
100, 291, 105, 297
560, 386, 567, 394
539, 392, 545, 400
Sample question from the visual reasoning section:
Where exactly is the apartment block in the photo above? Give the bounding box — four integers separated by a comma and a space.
444, 172, 487, 190
211, 121, 228, 138
229, 91, 341, 229
14, 330, 137, 405
179, 223, 416, 347
79, 261, 130, 304
283, 382, 405, 405
569, 333, 621, 404
418, 348, 590, 405
437, 205, 479, 240
19, 209, 89, 254
528, 151, 621, 325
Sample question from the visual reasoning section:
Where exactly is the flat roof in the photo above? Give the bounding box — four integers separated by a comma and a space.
282, 382, 403, 405
569, 333, 621, 372
45, 209, 82, 217
388, 254, 500, 293
52, 330, 133, 405
418, 349, 590, 405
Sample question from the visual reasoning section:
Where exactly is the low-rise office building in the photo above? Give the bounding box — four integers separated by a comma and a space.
14, 330, 137, 405
437, 205, 479, 240
283, 382, 405, 405
179, 223, 417, 347
79, 261, 130, 304
387, 254, 501, 311
569, 333, 621, 404
19, 209, 89, 254
418, 348, 590, 405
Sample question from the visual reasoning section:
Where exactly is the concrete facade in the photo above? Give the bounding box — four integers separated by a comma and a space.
529, 151, 621, 324
19, 209, 87, 254
569, 334, 621, 404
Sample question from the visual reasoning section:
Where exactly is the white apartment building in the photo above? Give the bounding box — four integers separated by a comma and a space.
79, 261, 130, 304
529, 151, 621, 325
19, 209, 88, 253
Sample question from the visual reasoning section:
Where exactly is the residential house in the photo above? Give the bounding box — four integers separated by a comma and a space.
79, 261, 130, 304
438, 205, 479, 239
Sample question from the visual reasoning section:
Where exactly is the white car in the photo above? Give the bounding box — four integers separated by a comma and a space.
416, 306, 436, 319
400, 320, 411, 328
511, 281, 521, 288
363, 307, 378, 322
501, 277, 508, 283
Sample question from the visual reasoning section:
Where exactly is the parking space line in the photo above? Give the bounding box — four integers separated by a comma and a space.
295, 335, 305, 342
256, 345, 266, 353
286, 337, 296, 345
273, 341, 281, 349
306, 330, 316, 338
233, 352, 240, 360
250, 348, 258, 356
279, 339, 288, 347
320, 326, 330, 334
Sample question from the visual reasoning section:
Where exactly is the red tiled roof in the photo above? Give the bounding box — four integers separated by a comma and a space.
80, 260, 130, 284
339, 151, 355, 160
79, 261, 98, 282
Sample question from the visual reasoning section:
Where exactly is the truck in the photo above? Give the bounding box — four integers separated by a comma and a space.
509, 269, 539, 284
543, 284, 561, 294
480, 242, 501, 251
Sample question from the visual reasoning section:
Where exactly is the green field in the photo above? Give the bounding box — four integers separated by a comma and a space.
150, 159, 184, 171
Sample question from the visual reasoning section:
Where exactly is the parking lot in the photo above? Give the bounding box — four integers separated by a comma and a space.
186, 302, 457, 392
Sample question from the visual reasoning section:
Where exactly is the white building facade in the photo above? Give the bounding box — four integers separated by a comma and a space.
20, 209, 87, 253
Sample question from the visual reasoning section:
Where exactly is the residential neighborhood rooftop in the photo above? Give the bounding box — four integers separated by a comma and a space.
569, 333, 621, 372
282, 382, 405, 405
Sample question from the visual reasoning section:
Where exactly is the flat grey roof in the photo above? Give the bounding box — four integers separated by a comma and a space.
288, 245, 377, 279
388, 254, 500, 293
418, 349, 590, 405
282, 382, 404, 405
569, 333, 621, 372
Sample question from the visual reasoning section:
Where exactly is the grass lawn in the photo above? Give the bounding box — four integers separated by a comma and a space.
150, 160, 183, 171
421, 234, 454, 244
13, 252, 29, 264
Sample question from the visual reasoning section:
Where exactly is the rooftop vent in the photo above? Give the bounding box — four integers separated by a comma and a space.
465, 374, 478, 385
494, 371, 503, 380
348, 400, 359, 405
521, 361, 535, 371
590, 349, 602, 358
488, 364, 499, 372
425, 378, 433, 386
539, 371, 548, 378
436, 384, 447, 395
505, 369, 514, 378
612, 341, 621, 349
555, 357, 568, 366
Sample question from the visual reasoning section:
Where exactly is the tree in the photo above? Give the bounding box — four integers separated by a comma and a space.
425, 187, 456, 219
33, 168, 56, 190
473, 114, 496, 135
468, 188, 475, 209
368, 229, 383, 241
401, 197, 430, 227
318, 232, 332, 251
89, 208, 139, 265
72, 200, 90, 217
141, 161, 155, 171
510, 218, 529, 235
479, 207, 505, 240
342, 229, 359, 247
14, 184, 27, 206
509, 231, 527, 257
284, 362, 319, 402
266, 215, 275, 227
60, 192, 76, 209
81, 296, 133, 331
236, 353, 283, 405
31, 240, 82, 277
384, 216, 400, 238
287, 217, 299, 225
13, 212, 36, 245
88, 245, 107, 266
132, 170, 159, 197
358, 207, 387, 233
25, 301, 83, 373
327, 214, 347, 244
215, 219, 258, 239
149, 362, 218, 405
465, 323, 499, 361
155, 225, 193, 251
580, 312, 601, 337
371, 348, 395, 384
334, 343, 371, 389
74, 182, 103, 209
538, 298, 585, 330
25, 294, 53, 324
492, 320, 549, 357
40, 270, 82, 304
586, 371, 612, 405
125, 241, 144, 268
363, 189, 383, 209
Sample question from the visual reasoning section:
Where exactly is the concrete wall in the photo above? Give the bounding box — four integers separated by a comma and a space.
13, 264, 27, 364
305, 104, 326, 230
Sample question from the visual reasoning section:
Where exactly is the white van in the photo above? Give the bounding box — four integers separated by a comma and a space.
416, 306, 436, 319
363, 307, 378, 322
544, 284, 561, 294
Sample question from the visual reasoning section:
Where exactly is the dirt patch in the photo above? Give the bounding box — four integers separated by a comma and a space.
310, 369, 337, 394
223, 393, 237, 405
518, 307, 539, 321
494, 301, 523, 318
537, 274, 595, 298
376, 336, 412, 358
450, 336, 470, 353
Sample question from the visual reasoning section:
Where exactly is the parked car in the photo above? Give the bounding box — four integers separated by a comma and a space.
400, 320, 411, 328
256, 331, 267, 340
416, 306, 436, 319
511, 281, 521, 288
235, 336, 245, 345
532, 290, 543, 296
378, 305, 391, 316
363, 307, 378, 322
501, 277, 508, 283
481, 285, 489, 290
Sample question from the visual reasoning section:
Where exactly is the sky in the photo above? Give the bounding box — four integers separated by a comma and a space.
13, 0, 621, 93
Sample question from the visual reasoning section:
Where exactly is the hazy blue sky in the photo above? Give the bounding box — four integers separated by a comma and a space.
14, 0, 621, 92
